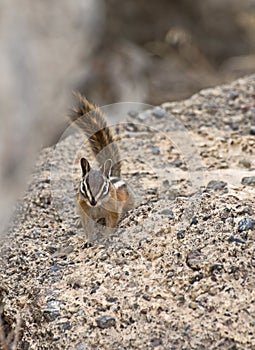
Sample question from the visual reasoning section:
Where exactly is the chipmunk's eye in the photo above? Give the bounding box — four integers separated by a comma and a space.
103, 184, 108, 194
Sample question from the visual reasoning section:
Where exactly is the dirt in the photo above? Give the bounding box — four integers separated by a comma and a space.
0, 75, 255, 349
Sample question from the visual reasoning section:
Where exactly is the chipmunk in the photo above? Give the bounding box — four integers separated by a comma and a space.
70, 94, 135, 241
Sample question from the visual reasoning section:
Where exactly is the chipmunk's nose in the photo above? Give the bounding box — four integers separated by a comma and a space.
90, 198, 97, 206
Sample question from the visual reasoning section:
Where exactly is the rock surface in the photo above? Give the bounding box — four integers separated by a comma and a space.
1, 75, 255, 349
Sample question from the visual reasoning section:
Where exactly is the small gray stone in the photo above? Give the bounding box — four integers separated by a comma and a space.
162, 179, 169, 187
128, 110, 139, 118
207, 180, 227, 190
238, 159, 251, 168
229, 123, 238, 131
151, 107, 166, 119
177, 229, 185, 239
238, 218, 255, 232
228, 235, 246, 244
166, 270, 175, 279
186, 250, 206, 270
76, 344, 87, 350
189, 272, 203, 284
241, 176, 255, 186
137, 111, 151, 121
208, 102, 218, 115
190, 217, 198, 225
48, 264, 62, 273
143, 294, 151, 301
208, 102, 218, 110
43, 300, 61, 321
62, 321, 71, 331
152, 147, 160, 155
151, 337, 163, 347
170, 157, 183, 168
53, 335, 60, 341
250, 126, 255, 135
96, 315, 116, 329
228, 90, 239, 100
160, 209, 174, 219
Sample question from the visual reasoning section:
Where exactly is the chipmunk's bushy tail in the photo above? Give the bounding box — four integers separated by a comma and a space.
69, 93, 121, 177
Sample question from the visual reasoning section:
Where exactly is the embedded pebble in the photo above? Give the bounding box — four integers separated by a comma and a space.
190, 217, 198, 225
160, 209, 174, 219
166, 270, 175, 279
189, 302, 198, 310
238, 218, 255, 232
189, 273, 203, 284
43, 300, 61, 321
238, 159, 251, 168
250, 126, 255, 135
207, 180, 227, 190
128, 110, 139, 118
62, 321, 72, 331
170, 158, 183, 168
76, 344, 87, 350
151, 107, 166, 119
228, 122, 238, 131
151, 337, 163, 347
48, 264, 62, 273
95, 315, 116, 329
241, 176, 255, 186
152, 147, 160, 155
208, 101, 218, 110
162, 179, 169, 187
228, 235, 246, 244
228, 90, 239, 100
177, 229, 185, 239
209, 263, 223, 273
186, 250, 206, 270
137, 111, 151, 121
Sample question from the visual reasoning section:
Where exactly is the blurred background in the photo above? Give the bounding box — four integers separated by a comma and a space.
1, 0, 255, 233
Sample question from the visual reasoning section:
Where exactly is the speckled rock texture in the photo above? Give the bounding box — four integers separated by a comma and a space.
1, 75, 255, 349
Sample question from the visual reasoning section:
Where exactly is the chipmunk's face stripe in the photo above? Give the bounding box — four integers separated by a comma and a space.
80, 178, 93, 202
80, 173, 110, 206
95, 181, 109, 201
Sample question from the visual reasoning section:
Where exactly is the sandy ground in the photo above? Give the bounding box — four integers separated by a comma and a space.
0, 75, 255, 349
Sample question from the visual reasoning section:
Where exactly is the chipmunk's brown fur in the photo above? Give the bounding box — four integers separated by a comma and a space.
70, 94, 135, 241
70, 93, 121, 177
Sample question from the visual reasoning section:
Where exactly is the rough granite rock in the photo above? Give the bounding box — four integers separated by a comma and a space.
0, 75, 255, 349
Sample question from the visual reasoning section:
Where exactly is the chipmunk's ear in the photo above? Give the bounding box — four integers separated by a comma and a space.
102, 159, 112, 178
80, 158, 90, 177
